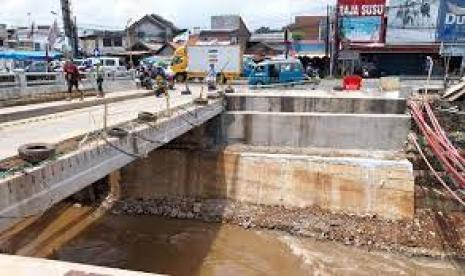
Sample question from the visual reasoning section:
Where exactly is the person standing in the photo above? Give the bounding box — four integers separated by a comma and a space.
95, 61, 105, 97
63, 59, 83, 101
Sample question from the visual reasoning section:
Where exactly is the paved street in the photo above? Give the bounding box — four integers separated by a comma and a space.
0, 87, 202, 160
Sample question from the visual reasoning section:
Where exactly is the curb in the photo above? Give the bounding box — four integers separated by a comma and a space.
0, 91, 155, 124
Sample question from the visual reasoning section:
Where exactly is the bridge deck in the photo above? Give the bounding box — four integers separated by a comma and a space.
0, 88, 202, 161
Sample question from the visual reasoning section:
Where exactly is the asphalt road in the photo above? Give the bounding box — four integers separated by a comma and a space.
0, 87, 202, 161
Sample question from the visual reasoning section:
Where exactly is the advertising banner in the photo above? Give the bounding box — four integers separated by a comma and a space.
438, 0, 465, 42
337, 0, 386, 42
386, 0, 440, 44
340, 16, 383, 42
337, 0, 386, 17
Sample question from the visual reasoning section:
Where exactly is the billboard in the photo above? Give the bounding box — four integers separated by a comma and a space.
337, 0, 386, 42
338, 0, 386, 17
340, 17, 383, 42
386, 0, 441, 44
438, 0, 465, 42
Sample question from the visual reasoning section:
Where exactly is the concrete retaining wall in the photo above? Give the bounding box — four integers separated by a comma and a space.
121, 148, 415, 220
221, 112, 411, 151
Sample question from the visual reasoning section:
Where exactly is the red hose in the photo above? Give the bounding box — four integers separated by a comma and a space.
408, 101, 465, 188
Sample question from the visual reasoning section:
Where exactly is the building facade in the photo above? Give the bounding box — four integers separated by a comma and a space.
0, 24, 7, 49
198, 15, 251, 51
80, 30, 128, 56
127, 14, 182, 45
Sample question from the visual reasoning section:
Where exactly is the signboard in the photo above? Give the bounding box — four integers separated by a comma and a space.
338, 0, 386, 17
440, 43, 465, 56
386, 0, 441, 44
438, 0, 465, 42
340, 16, 383, 42
338, 49, 361, 60
337, 0, 386, 43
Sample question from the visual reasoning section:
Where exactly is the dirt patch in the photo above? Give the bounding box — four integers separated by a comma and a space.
113, 198, 465, 258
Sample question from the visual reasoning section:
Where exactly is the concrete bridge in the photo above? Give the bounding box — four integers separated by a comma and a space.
0, 87, 223, 232
0, 85, 415, 233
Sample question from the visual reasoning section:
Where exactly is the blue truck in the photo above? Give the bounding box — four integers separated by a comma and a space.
248, 59, 306, 86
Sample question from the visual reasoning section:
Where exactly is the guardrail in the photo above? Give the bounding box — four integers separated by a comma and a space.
0, 70, 136, 89
0, 73, 17, 88
0, 70, 137, 102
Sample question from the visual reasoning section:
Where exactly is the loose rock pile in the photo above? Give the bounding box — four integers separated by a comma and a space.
112, 197, 465, 258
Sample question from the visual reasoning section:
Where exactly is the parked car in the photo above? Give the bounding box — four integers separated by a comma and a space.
25, 62, 48, 72
248, 59, 306, 86
86, 57, 127, 76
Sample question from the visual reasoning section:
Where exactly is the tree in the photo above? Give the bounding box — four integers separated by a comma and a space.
255, 26, 274, 34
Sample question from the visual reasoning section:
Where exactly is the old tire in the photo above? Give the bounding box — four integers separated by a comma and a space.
18, 143, 56, 164
194, 98, 208, 105
138, 112, 158, 122
107, 127, 128, 138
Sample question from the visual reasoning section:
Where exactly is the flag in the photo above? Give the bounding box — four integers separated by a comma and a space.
47, 20, 59, 47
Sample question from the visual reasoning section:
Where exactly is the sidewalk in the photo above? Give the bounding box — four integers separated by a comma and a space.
0, 89, 154, 123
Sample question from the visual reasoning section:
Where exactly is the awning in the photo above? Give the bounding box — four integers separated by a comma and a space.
0, 50, 63, 61
348, 43, 440, 54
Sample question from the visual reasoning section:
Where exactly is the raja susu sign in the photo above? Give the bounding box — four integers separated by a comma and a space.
337, 0, 386, 42
338, 0, 386, 17
438, 0, 465, 42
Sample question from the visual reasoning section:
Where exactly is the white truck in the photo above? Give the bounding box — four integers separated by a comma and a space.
178, 44, 242, 82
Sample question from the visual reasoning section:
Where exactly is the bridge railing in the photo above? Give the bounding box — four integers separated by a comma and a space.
0, 73, 17, 89
0, 70, 137, 89
0, 70, 137, 100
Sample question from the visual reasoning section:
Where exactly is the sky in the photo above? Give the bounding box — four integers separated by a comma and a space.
0, 0, 334, 31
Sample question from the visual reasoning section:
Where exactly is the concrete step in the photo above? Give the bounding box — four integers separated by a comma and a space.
222, 111, 411, 151
226, 92, 407, 114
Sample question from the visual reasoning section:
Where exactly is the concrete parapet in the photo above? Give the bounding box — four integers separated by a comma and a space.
121, 147, 415, 220
221, 111, 411, 151
0, 254, 155, 275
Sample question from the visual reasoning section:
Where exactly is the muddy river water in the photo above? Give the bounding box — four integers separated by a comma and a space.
51, 213, 465, 276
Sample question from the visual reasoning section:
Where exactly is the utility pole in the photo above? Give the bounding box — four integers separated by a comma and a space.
60, 0, 79, 57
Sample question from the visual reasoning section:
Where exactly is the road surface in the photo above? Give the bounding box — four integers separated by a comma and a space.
0, 88, 202, 161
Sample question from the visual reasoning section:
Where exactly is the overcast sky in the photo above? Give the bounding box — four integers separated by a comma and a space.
0, 0, 333, 30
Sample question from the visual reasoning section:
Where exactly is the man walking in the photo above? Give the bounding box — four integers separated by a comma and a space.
63, 59, 83, 101
95, 61, 105, 97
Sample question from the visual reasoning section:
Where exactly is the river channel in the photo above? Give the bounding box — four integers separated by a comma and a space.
48, 210, 465, 276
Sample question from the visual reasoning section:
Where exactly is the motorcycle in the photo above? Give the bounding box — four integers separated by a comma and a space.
154, 74, 168, 97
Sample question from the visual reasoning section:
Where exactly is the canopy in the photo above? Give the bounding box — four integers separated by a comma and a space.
0, 50, 63, 61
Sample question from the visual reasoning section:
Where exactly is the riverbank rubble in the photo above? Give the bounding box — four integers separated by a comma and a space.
112, 197, 465, 259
